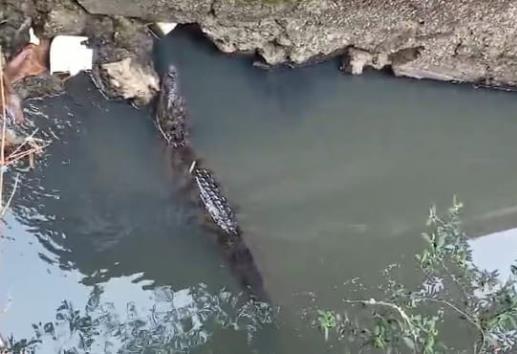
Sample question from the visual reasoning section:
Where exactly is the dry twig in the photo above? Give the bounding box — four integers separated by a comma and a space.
0, 46, 48, 216
1, 45, 7, 211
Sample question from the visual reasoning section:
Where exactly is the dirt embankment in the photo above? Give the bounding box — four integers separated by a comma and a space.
3, 0, 517, 102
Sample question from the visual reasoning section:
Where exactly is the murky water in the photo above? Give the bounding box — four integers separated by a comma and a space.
0, 77, 277, 353
1, 27, 517, 352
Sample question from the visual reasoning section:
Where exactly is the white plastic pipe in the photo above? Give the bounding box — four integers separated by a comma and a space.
50, 36, 93, 76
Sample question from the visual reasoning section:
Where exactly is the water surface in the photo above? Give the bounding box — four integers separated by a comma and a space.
1, 27, 517, 353
158, 29, 517, 309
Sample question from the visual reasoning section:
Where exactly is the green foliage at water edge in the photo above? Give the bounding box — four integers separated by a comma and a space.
316, 198, 517, 353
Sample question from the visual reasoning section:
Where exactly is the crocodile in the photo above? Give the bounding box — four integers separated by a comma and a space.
155, 64, 266, 300
155, 65, 188, 149
156, 65, 240, 236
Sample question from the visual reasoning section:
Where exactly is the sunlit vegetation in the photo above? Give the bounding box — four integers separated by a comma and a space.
4, 285, 276, 353
316, 199, 517, 353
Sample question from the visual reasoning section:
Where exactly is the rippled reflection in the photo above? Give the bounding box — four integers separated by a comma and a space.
9, 76, 238, 292
7, 284, 275, 353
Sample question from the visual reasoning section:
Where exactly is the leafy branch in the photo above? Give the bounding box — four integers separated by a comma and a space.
316, 199, 517, 353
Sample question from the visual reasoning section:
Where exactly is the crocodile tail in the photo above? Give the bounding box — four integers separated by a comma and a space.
224, 238, 268, 302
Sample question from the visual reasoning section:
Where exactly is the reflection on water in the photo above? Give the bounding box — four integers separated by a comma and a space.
8, 283, 274, 353
471, 228, 517, 281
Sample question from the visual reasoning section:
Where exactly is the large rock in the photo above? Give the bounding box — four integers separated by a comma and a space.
99, 57, 159, 105
75, 0, 517, 87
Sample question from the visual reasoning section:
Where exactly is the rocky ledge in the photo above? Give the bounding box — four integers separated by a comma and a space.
77, 0, 517, 88
2, 0, 517, 104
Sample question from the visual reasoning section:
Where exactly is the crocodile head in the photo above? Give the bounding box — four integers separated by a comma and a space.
156, 64, 189, 147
